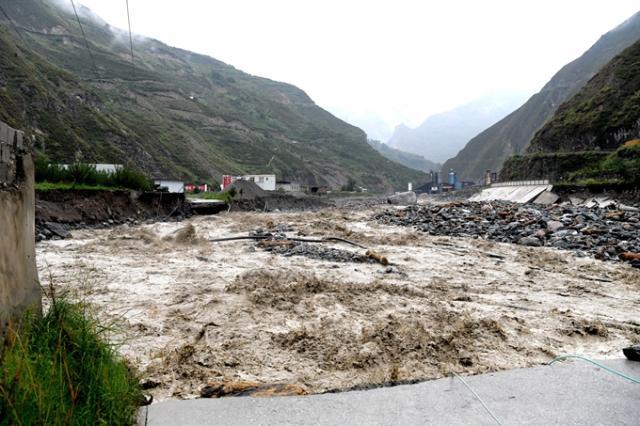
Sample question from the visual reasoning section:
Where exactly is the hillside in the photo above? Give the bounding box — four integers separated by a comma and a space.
0, 0, 425, 191
366, 139, 441, 173
528, 40, 640, 153
387, 92, 527, 164
442, 11, 640, 181
501, 39, 640, 183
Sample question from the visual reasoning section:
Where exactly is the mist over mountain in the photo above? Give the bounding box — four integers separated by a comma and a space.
443, 11, 640, 181
386, 92, 528, 164
0, 0, 425, 190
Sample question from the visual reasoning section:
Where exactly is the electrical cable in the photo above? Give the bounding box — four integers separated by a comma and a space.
548, 355, 640, 384
69, 0, 99, 78
125, 0, 135, 78
450, 372, 504, 425
0, 4, 27, 44
450, 372, 504, 426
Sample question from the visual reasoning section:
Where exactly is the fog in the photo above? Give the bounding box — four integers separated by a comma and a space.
77, 0, 638, 139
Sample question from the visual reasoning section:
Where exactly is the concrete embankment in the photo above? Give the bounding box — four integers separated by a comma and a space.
469, 181, 553, 203
0, 122, 40, 322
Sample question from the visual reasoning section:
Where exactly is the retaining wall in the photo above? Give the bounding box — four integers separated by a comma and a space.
0, 121, 40, 326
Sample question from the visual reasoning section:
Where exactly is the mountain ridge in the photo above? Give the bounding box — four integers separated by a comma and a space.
442, 11, 640, 181
0, 0, 425, 190
386, 92, 527, 164
500, 38, 640, 184
366, 139, 441, 173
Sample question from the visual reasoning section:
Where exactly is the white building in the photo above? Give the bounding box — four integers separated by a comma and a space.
276, 181, 301, 192
60, 163, 123, 173
240, 174, 276, 191
154, 179, 184, 193
94, 164, 123, 173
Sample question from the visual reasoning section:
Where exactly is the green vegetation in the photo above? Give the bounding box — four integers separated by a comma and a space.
0, 300, 141, 425
35, 182, 116, 191
499, 151, 609, 182
35, 155, 152, 191
565, 142, 640, 184
500, 143, 640, 185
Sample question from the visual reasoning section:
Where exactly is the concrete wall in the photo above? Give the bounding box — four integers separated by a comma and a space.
0, 122, 40, 325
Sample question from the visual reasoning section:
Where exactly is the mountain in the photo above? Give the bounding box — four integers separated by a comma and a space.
366, 139, 441, 173
528, 39, 640, 153
386, 92, 528, 164
501, 39, 640, 183
0, 0, 425, 191
443, 11, 640, 182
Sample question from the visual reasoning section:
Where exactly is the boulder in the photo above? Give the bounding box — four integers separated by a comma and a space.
387, 191, 417, 205
519, 236, 542, 247
546, 220, 564, 233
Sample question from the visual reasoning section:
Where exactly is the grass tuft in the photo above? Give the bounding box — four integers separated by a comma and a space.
0, 300, 142, 425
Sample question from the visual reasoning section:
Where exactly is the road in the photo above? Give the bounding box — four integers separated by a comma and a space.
139, 358, 640, 425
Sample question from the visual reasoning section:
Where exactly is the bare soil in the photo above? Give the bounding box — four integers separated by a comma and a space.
36, 207, 640, 400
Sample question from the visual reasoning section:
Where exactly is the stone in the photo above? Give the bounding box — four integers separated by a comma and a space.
519, 236, 542, 247
387, 191, 417, 205
45, 222, 70, 239
622, 345, 640, 362
373, 200, 640, 267
546, 220, 564, 233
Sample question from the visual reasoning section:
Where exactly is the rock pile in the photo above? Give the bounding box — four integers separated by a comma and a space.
267, 243, 373, 264
250, 228, 374, 263
374, 201, 640, 267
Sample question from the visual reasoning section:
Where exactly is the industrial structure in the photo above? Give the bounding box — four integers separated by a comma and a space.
222, 174, 276, 191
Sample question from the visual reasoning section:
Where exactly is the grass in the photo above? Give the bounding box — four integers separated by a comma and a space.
0, 299, 142, 425
35, 182, 118, 192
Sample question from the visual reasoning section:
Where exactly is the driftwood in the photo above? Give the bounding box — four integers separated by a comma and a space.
365, 250, 389, 266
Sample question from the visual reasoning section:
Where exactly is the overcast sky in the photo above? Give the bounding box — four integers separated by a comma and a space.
77, 0, 639, 138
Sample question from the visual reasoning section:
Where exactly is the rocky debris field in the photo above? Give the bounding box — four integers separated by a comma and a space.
37, 207, 640, 400
375, 202, 640, 268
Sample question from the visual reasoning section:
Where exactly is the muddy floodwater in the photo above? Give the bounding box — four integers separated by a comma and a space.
36, 207, 640, 400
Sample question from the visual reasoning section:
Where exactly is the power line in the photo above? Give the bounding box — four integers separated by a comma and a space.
69, 0, 100, 78
0, 4, 27, 44
125, 0, 135, 78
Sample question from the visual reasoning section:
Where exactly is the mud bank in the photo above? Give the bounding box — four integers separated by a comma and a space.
229, 194, 331, 212
35, 189, 189, 240
36, 207, 640, 400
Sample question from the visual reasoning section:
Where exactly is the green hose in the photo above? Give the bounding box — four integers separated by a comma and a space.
548, 355, 640, 384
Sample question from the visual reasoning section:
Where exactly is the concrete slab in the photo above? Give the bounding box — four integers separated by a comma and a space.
140, 359, 640, 425
532, 190, 560, 205
470, 185, 552, 203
